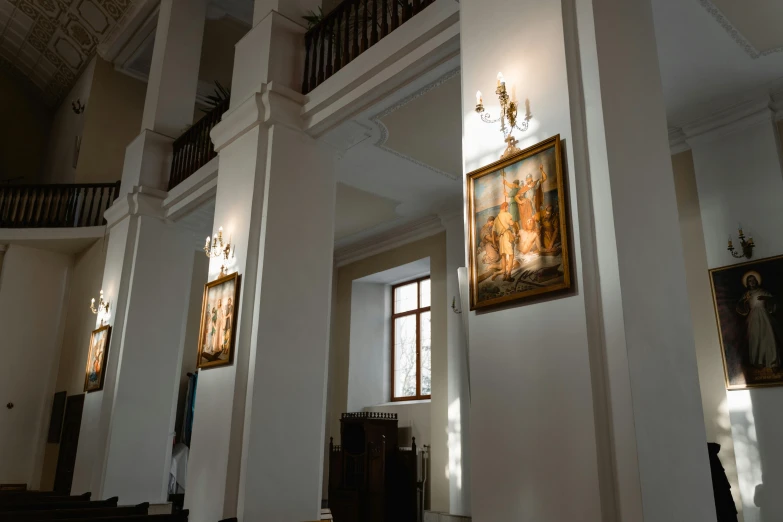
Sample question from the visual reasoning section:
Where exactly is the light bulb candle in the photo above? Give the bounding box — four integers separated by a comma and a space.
476, 90, 482, 105
497, 72, 505, 87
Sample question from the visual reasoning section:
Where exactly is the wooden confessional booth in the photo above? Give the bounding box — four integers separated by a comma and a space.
328, 412, 419, 522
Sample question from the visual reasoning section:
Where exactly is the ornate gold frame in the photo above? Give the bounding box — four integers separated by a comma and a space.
466, 135, 571, 310
197, 271, 241, 370
83, 324, 111, 393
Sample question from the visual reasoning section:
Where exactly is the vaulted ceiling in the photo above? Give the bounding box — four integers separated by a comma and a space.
0, 0, 134, 106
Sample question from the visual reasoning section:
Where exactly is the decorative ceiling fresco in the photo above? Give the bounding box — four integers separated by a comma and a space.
0, 0, 134, 107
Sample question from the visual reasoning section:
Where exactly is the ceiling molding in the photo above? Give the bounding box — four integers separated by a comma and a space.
334, 215, 445, 268
680, 96, 775, 147
668, 127, 690, 155
370, 67, 461, 181
698, 0, 783, 59
97, 0, 159, 62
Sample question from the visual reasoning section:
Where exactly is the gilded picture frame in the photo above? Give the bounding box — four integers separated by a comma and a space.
709, 254, 783, 389
84, 324, 111, 392
197, 271, 240, 369
466, 135, 571, 310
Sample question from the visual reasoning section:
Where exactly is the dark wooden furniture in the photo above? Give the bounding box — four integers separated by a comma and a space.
328, 412, 417, 522
54, 395, 84, 494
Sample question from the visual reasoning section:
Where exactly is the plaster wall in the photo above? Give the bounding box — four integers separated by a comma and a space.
0, 245, 70, 488
685, 115, 783, 522
39, 239, 108, 490
43, 58, 96, 184
329, 234, 448, 510
346, 282, 391, 412
76, 58, 146, 184
0, 75, 51, 183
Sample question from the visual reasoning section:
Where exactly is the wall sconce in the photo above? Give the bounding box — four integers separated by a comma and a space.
72, 99, 85, 114
728, 227, 755, 259
90, 290, 110, 324
476, 72, 529, 158
205, 226, 234, 276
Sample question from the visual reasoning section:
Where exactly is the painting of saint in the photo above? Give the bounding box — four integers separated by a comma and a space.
466, 135, 572, 310
84, 325, 111, 392
710, 255, 783, 389
197, 272, 240, 369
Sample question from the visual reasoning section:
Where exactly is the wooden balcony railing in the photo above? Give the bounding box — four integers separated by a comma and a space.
0, 181, 121, 228
302, 0, 436, 94
168, 98, 230, 191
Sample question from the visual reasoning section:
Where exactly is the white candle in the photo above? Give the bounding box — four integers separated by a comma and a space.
497, 72, 505, 87
476, 90, 482, 105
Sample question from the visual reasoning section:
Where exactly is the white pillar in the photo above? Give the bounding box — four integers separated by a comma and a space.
141, 0, 207, 139
682, 99, 783, 522
461, 0, 715, 520
184, 8, 336, 522
439, 209, 471, 516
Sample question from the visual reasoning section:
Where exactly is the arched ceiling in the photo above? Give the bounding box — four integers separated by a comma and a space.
0, 0, 134, 107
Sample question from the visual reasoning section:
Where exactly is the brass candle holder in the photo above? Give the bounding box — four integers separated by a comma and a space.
476, 72, 529, 158
727, 228, 754, 259
205, 227, 235, 276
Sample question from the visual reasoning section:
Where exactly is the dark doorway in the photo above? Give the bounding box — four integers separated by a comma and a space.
53, 394, 84, 493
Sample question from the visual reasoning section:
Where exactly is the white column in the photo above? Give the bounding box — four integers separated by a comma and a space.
461, 0, 715, 521
682, 100, 783, 522
141, 0, 207, 139
439, 209, 471, 516
184, 8, 336, 522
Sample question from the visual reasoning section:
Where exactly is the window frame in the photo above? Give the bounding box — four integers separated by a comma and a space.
390, 276, 432, 402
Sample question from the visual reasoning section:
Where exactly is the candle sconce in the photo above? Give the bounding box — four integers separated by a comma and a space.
727, 227, 754, 259
205, 227, 235, 276
476, 72, 530, 158
90, 290, 110, 324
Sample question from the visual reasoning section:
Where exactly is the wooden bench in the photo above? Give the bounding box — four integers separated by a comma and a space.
0, 502, 148, 521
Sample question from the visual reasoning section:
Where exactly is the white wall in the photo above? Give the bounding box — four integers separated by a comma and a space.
0, 245, 71, 487
43, 58, 96, 184
347, 282, 390, 411
686, 114, 783, 522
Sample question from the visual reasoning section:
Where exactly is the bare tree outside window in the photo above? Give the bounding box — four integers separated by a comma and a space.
391, 277, 431, 401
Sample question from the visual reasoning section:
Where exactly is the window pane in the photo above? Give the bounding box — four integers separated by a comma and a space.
420, 279, 431, 308
394, 282, 418, 314
420, 311, 431, 395
394, 316, 418, 397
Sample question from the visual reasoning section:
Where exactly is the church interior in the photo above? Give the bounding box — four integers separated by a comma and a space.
1, 0, 782, 521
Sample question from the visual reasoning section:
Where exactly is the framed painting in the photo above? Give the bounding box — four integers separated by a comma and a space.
709, 254, 783, 389
197, 271, 240, 369
84, 325, 111, 392
467, 135, 571, 310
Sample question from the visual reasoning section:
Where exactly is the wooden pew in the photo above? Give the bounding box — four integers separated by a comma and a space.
0, 493, 91, 506
0, 502, 148, 521
59, 510, 190, 522
0, 497, 118, 512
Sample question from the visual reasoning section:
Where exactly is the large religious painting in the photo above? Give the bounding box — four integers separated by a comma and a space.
467, 135, 571, 310
84, 325, 111, 392
710, 255, 783, 389
197, 272, 240, 369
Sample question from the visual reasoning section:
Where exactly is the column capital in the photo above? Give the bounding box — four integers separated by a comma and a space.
680, 96, 775, 148
104, 186, 167, 228
437, 206, 465, 228
211, 82, 307, 152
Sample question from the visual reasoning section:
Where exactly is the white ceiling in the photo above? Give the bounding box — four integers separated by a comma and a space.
652, 0, 783, 124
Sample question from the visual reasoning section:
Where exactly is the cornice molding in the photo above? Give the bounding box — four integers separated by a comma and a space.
104, 186, 167, 229
668, 127, 690, 155
98, 0, 160, 62
672, 97, 776, 149
334, 215, 445, 267
370, 67, 461, 181
211, 82, 307, 152
698, 0, 783, 59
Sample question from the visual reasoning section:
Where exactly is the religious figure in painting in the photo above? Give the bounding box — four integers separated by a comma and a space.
223, 297, 233, 355
502, 178, 522, 222
517, 217, 540, 255
539, 204, 561, 254
210, 299, 226, 354
514, 164, 547, 227
478, 216, 500, 264
737, 271, 781, 369
88, 336, 105, 386
493, 202, 517, 281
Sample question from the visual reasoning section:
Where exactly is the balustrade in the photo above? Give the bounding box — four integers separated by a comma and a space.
302, 0, 436, 94
0, 181, 121, 228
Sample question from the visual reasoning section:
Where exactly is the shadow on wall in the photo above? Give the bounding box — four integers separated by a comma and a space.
729, 388, 783, 522
749, 389, 783, 522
